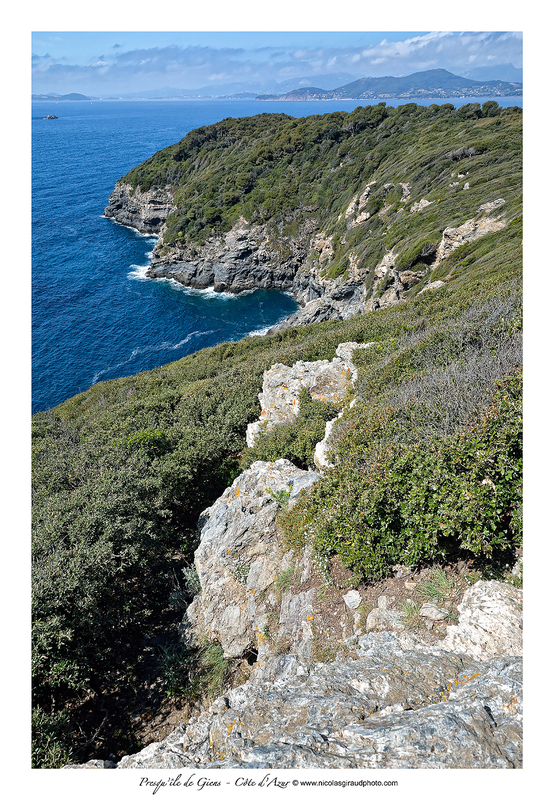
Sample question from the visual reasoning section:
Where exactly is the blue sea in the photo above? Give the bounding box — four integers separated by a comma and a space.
31, 96, 522, 413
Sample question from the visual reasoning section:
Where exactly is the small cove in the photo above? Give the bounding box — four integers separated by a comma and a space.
32, 96, 522, 413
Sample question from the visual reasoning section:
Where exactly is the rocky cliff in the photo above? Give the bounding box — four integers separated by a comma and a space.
104, 177, 508, 330
103, 104, 521, 330
66, 343, 523, 770
68, 455, 522, 769
103, 182, 176, 234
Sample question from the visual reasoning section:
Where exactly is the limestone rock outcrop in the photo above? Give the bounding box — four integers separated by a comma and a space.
432, 199, 506, 265
366, 198, 508, 310
441, 580, 523, 661
104, 181, 175, 234
125, 454, 523, 770
108, 630, 522, 769
147, 217, 305, 294
179, 459, 321, 661
246, 342, 372, 451
67, 456, 523, 770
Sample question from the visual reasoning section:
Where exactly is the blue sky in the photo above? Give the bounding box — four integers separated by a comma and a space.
31, 30, 523, 96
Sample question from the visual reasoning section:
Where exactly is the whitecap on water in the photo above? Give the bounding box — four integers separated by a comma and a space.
103, 216, 159, 240
152, 278, 241, 300
91, 330, 212, 385
248, 311, 291, 337
128, 263, 150, 280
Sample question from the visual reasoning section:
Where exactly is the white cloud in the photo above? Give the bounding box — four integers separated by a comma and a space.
31, 32, 523, 95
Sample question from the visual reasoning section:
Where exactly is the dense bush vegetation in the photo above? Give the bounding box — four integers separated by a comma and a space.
279, 367, 521, 581
240, 387, 342, 471
123, 102, 521, 287
33, 102, 522, 766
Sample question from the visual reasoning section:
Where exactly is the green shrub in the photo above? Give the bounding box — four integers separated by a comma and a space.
32, 709, 78, 769
396, 235, 440, 272
278, 369, 521, 581
240, 387, 341, 470
157, 638, 231, 701
326, 256, 349, 280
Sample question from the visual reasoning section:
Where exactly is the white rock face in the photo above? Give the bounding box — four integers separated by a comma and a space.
342, 590, 362, 610
441, 580, 523, 661
433, 199, 506, 264
108, 626, 522, 769
246, 342, 373, 449
374, 249, 398, 278
313, 415, 341, 469
417, 279, 446, 295
343, 180, 377, 221
410, 197, 433, 213
180, 459, 320, 660
245, 358, 348, 447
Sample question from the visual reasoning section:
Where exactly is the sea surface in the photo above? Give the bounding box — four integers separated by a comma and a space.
32, 96, 522, 413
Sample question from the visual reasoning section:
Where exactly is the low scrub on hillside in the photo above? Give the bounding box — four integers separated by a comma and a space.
123, 102, 521, 287
32, 104, 522, 767
279, 366, 521, 581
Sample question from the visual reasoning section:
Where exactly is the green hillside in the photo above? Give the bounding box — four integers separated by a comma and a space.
124, 101, 521, 285
32, 101, 522, 767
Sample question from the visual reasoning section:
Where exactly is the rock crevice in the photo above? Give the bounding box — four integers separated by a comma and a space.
67, 453, 523, 769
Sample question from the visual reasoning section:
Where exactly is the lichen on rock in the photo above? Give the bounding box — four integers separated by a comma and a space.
179, 459, 321, 661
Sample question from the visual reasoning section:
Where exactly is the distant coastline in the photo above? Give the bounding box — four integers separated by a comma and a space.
32, 68, 522, 104
32, 95, 524, 105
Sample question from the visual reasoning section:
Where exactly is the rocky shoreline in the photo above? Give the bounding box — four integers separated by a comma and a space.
104, 180, 508, 333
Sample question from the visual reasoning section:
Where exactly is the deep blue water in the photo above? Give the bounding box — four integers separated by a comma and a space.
32, 96, 522, 413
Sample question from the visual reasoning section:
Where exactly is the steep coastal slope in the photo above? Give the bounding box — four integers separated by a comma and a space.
105, 101, 521, 328
34, 102, 522, 768
63, 340, 522, 770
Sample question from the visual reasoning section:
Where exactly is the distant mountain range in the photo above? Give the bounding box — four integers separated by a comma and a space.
32, 74, 359, 102
32, 68, 522, 103
119, 73, 360, 100
257, 69, 522, 101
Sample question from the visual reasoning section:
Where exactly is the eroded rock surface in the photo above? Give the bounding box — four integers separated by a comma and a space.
111, 632, 521, 769
67, 458, 523, 771
147, 218, 304, 294
180, 459, 320, 661
441, 580, 523, 661
127, 461, 523, 771
104, 182, 175, 234
246, 342, 372, 450
105, 180, 509, 330
143, 459, 522, 770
